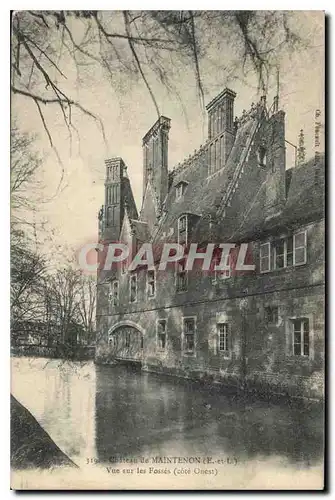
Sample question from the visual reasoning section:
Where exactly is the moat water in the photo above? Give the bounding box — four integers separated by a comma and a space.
11, 357, 324, 489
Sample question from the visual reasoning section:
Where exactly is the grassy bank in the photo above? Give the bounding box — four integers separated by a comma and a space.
11, 395, 78, 470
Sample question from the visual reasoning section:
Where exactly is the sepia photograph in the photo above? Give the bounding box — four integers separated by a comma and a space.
10, 9, 325, 490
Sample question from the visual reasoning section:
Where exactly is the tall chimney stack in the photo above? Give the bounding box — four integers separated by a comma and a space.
206, 88, 236, 174
142, 116, 171, 210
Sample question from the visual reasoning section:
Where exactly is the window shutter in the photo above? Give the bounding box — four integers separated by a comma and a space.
293, 231, 307, 266
260, 242, 271, 272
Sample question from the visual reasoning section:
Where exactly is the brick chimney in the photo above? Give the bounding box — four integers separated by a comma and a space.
142, 116, 171, 210
206, 88, 236, 173
103, 157, 125, 242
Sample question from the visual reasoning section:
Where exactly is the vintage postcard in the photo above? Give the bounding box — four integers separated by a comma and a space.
10, 10, 325, 490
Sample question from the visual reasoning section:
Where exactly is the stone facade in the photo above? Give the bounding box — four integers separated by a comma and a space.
96, 88, 325, 401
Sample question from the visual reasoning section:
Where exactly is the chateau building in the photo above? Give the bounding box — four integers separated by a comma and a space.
96, 88, 325, 400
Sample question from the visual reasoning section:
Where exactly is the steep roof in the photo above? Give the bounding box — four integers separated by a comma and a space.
152, 103, 264, 243
122, 176, 138, 221
130, 220, 151, 242
223, 155, 325, 243
132, 102, 324, 246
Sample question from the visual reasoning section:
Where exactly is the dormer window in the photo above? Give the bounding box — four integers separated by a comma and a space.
176, 181, 188, 200
178, 215, 188, 245
257, 145, 267, 167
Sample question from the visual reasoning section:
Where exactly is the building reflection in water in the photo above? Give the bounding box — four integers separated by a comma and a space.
11, 358, 323, 470
95, 364, 323, 467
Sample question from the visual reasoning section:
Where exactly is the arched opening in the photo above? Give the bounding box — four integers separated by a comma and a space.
108, 322, 144, 363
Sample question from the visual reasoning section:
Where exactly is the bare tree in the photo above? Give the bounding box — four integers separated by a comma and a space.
77, 274, 96, 345
45, 267, 83, 344
11, 229, 47, 335
11, 125, 42, 227
10, 126, 48, 337
11, 10, 303, 144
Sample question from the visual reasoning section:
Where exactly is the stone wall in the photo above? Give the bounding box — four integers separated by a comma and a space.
96, 230, 324, 401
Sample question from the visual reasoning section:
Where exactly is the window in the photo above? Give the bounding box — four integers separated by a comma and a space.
274, 236, 293, 269
293, 231, 307, 266
265, 306, 278, 325
213, 252, 231, 281
292, 318, 310, 356
176, 182, 187, 200
260, 230, 307, 273
183, 317, 196, 354
109, 280, 119, 307
257, 145, 267, 167
260, 242, 270, 273
218, 323, 229, 352
178, 215, 188, 245
121, 258, 127, 275
157, 320, 167, 350
176, 261, 188, 292
147, 270, 156, 298
274, 239, 285, 269
129, 274, 137, 303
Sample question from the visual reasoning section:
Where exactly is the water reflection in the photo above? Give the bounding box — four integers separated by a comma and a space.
95, 365, 323, 467
11, 358, 323, 471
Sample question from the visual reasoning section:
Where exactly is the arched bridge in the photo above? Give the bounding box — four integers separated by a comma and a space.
108, 322, 144, 364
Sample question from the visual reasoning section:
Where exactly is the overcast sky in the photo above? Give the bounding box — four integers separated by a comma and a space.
12, 11, 324, 263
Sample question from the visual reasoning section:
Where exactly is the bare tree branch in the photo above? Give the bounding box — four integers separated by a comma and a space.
11, 10, 305, 150
123, 10, 160, 117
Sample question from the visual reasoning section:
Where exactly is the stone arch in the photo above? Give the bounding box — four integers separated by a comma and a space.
108, 321, 145, 337
108, 321, 145, 361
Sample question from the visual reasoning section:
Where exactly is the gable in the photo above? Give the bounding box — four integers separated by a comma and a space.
119, 209, 133, 246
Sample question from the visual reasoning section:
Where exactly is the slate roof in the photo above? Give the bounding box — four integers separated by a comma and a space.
230, 155, 325, 242
130, 97, 324, 248
130, 219, 151, 242
152, 103, 265, 243
150, 114, 324, 246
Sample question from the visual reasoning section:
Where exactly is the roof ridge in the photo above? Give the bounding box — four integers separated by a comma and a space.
171, 144, 207, 176
170, 98, 267, 177
217, 110, 264, 218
